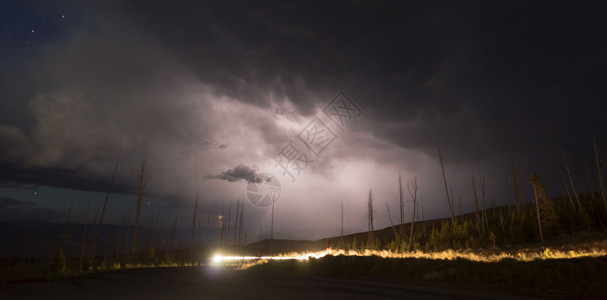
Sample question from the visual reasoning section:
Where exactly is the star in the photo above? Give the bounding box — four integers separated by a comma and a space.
31, 29, 34, 33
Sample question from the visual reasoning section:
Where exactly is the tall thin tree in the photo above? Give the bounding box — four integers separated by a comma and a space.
407, 178, 417, 252
511, 156, 521, 215
472, 176, 481, 235
581, 147, 595, 197
594, 138, 607, 216
79, 196, 91, 270
438, 146, 455, 225
399, 173, 404, 236
563, 154, 582, 211
132, 160, 147, 255
341, 201, 344, 247
529, 172, 544, 242
92, 160, 119, 261
59, 200, 74, 251
190, 187, 199, 263
481, 176, 488, 231
368, 188, 374, 244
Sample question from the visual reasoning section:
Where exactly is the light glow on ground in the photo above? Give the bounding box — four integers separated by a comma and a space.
210, 246, 607, 267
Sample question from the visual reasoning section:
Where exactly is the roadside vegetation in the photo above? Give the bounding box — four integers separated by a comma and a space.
2, 139, 607, 297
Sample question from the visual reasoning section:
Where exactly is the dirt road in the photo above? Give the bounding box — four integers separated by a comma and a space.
0, 266, 545, 299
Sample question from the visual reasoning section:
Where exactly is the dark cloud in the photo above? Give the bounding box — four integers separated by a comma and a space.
207, 164, 265, 183
0, 1, 606, 234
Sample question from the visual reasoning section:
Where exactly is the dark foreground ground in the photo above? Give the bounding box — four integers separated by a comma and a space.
0, 265, 584, 300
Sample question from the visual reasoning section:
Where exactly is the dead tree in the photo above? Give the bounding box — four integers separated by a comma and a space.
580, 147, 595, 197
190, 187, 199, 263
79, 197, 91, 270
407, 178, 417, 252
59, 200, 74, 251
368, 189, 374, 244
132, 160, 147, 255
557, 160, 576, 211
233, 200, 240, 246
472, 176, 481, 236
528, 172, 544, 242
124, 209, 130, 261
238, 200, 245, 247
385, 202, 398, 238
563, 154, 582, 211
504, 175, 512, 214
511, 156, 521, 215
438, 146, 455, 226
420, 194, 426, 231
594, 139, 607, 216
341, 201, 344, 247
92, 160, 119, 261
481, 176, 488, 231
399, 173, 404, 236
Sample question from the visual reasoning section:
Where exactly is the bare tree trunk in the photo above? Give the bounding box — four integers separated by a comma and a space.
125, 209, 130, 261
563, 154, 582, 211
143, 213, 153, 254
499, 210, 505, 235
458, 197, 462, 223
407, 178, 417, 252
239, 200, 245, 247
420, 194, 426, 232
133, 160, 147, 255
92, 160, 119, 262
166, 214, 178, 258
399, 173, 404, 236
529, 173, 544, 242
438, 146, 455, 226
385, 202, 398, 238
116, 211, 125, 258
504, 175, 512, 214
59, 200, 74, 251
368, 189, 374, 244
594, 138, 607, 216
226, 201, 232, 247
511, 156, 521, 215
190, 187, 199, 263
220, 201, 225, 246
341, 201, 344, 247
481, 176, 488, 231
581, 147, 595, 197
557, 161, 576, 211
80, 197, 91, 270
89, 205, 100, 246
206, 216, 210, 244
233, 201, 239, 246
270, 201, 274, 257
472, 176, 481, 235
258, 223, 262, 257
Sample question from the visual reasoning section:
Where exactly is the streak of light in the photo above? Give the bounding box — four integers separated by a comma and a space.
211, 246, 607, 265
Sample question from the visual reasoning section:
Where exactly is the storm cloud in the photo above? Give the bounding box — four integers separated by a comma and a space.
208, 164, 265, 183
1, 1, 606, 235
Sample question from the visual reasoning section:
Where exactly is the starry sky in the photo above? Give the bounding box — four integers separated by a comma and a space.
1, 0, 606, 239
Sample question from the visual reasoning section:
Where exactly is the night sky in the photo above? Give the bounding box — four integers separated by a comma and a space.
1, 1, 606, 239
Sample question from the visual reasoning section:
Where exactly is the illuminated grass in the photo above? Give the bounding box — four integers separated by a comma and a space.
215, 239, 607, 267
239, 249, 607, 297
210, 242, 607, 297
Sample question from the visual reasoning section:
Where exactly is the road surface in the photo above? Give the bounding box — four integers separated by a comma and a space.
0, 266, 553, 299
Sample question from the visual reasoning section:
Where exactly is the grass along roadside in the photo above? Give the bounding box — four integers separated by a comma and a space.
245, 254, 607, 297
